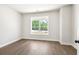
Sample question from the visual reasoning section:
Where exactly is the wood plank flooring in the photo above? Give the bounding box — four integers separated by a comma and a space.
0, 39, 77, 55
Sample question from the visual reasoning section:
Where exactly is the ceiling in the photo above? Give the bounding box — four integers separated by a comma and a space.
7, 4, 67, 13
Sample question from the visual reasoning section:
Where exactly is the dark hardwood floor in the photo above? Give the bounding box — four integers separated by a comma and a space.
0, 39, 77, 55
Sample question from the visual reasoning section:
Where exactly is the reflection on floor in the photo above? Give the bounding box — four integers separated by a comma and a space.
0, 39, 77, 55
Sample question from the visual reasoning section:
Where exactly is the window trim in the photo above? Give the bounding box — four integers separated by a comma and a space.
31, 16, 49, 35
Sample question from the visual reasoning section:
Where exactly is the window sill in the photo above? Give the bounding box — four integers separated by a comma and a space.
31, 31, 48, 35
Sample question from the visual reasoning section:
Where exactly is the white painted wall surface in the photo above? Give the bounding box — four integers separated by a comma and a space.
0, 5, 21, 47
22, 10, 60, 41
59, 5, 73, 45
73, 4, 79, 55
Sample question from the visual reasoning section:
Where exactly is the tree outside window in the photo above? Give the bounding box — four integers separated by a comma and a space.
31, 16, 48, 35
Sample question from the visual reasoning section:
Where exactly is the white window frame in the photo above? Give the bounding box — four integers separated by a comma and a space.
31, 16, 49, 35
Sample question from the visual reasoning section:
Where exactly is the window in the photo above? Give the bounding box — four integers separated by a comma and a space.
31, 16, 48, 35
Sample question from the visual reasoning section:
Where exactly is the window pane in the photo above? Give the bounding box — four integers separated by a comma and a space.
32, 20, 39, 30
40, 19, 48, 31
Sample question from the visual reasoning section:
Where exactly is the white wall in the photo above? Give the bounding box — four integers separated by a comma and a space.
59, 5, 73, 45
73, 4, 79, 54
73, 5, 79, 41
0, 5, 21, 47
22, 10, 60, 41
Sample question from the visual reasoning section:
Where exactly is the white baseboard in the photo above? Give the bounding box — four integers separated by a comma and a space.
60, 41, 77, 49
71, 44, 77, 50
0, 38, 21, 48
22, 37, 59, 42
59, 41, 72, 45
22, 37, 76, 48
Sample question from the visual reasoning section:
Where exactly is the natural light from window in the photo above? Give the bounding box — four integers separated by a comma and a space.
31, 16, 48, 35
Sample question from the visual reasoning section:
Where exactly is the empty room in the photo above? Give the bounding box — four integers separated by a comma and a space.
0, 4, 78, 55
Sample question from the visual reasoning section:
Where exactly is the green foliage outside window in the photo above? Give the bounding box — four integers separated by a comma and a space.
40, 20, 48, 31
32, 20, 39, 30
32, 19, 48, 31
